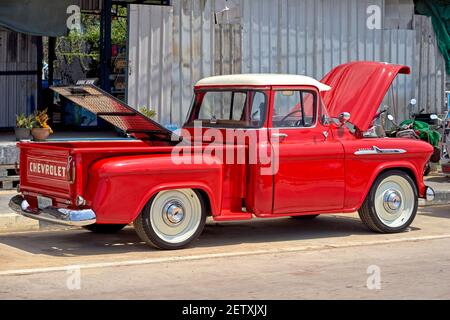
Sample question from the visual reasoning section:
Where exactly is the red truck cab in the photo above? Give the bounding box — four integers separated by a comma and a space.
10, 61, 435, 250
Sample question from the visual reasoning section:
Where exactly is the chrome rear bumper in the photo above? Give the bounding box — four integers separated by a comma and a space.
9, 195, 96, 227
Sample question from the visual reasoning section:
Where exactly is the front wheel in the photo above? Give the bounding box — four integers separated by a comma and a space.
134, 189, 206, 250
358, 170, 418, 233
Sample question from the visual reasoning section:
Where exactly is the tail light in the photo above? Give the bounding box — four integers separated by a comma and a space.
75, 195, 86, 207
67, 156, 76, 183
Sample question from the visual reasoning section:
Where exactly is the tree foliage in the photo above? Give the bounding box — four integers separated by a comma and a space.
56, 6, 127, 64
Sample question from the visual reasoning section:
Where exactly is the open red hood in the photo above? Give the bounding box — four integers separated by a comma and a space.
320, 61, 410, 132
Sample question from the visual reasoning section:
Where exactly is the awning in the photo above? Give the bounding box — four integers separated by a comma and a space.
0, 0, 74, 36
0, 1, 172, 37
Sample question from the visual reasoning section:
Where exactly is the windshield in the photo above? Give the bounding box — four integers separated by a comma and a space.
185, 90, 267, 128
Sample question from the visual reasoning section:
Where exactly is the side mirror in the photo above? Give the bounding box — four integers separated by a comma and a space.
329, 112, 351, 128
338, 112, 351, 125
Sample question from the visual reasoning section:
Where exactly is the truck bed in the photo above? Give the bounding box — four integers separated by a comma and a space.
18, 139, 174, 210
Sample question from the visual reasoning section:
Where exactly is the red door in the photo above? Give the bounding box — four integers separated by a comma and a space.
269, 87, 345, 214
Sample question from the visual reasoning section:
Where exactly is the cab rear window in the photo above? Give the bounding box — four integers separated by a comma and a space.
186, 90, 267, 128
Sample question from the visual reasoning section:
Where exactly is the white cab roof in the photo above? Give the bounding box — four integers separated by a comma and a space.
195, 74, 331, 91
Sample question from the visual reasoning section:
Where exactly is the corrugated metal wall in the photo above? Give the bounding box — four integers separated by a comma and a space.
127, 0, 447, 126
78, 0, 103, 11
414, 14, 446, 115
0, 29, 38, 128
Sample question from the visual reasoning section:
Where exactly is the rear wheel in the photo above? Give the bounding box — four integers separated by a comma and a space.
83, 224, 127, 234
358, 170, 418, 233
291, 214, 320, 220
134, 189, 206, 250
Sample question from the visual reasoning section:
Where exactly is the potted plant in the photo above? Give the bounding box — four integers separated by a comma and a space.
139, 107, 157, 119
15, 113, 33, 141
31, 108, 53, 141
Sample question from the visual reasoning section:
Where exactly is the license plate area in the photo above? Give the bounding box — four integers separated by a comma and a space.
37, 195, 53, 209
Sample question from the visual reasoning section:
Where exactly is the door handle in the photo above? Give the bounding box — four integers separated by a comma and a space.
271, 133, 288, 139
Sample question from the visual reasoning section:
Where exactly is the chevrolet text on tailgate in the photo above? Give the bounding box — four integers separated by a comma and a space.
10, 62, 436, 250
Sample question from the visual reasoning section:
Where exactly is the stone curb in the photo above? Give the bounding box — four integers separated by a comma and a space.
0, 212, 70, 234
420, 191, 450, 207
0, 213, 40, 233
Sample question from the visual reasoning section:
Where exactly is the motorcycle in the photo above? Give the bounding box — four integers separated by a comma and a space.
385, 109, 442, 176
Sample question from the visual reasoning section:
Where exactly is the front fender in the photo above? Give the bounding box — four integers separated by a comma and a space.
343, 139, 431, 211
86, 154, 223, 224
345, 160, 426, 211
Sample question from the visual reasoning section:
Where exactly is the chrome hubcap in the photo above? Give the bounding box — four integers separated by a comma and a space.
383, 190, 402, 212
374, 175, 415, 228
164, 201, 185, 225
149, 189, 202, 244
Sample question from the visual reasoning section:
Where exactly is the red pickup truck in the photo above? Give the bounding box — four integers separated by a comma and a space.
10, 61, 435, 250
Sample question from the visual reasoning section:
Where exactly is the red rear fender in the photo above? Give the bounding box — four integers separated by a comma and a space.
86, 154, 223, 224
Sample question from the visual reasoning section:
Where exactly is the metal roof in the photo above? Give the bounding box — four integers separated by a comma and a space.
195, 74, 331, 91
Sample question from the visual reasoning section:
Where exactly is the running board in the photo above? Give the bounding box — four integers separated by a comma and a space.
213, 212, 253, 221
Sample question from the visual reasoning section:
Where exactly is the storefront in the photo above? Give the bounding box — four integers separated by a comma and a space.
0, 0, 170, 131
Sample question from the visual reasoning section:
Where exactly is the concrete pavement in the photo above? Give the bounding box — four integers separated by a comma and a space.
0, 206, 449, 299
2, 237, 449, 299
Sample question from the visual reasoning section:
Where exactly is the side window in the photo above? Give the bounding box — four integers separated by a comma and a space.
319, 99, 330, 125
250, 91, 266, 123
302, 93, 315, 125
231, 92, 246, 120
272, 90, 317, 128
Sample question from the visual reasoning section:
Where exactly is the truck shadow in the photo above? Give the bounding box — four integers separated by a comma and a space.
0, 214, 415, 257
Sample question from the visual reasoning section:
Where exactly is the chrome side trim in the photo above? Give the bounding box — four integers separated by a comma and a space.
8, 195, 96, 227
354, 146, 407, 156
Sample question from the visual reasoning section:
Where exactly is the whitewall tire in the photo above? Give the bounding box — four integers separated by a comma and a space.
358, 170, 418, 233
134, 189, 206, 250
